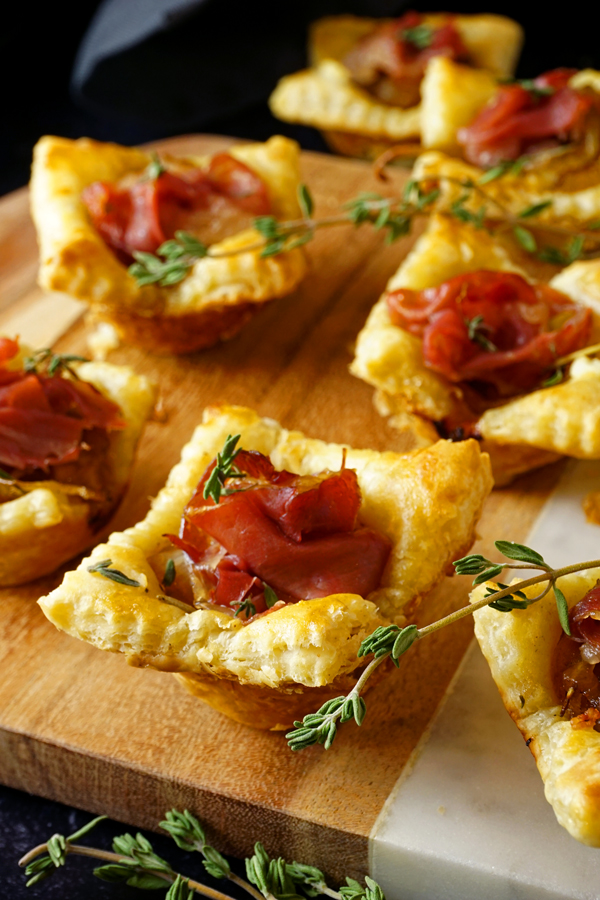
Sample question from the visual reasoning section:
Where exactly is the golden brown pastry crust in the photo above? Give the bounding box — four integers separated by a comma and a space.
420, 57, 498, 153
30, 136, 307, 355
351, 214, 600, 484
473, 570, 600, 845
38, 405, 492, 728
269, 14, 522, 160
0, 359, 156, 586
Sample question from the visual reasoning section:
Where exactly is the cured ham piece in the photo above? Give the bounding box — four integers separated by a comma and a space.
169, 449, 391, 617
387, 270, 592, 396
82, 153, 271, 261
344, 11, 468, 108
0, 341, 124, 470
458, 69, 593, 167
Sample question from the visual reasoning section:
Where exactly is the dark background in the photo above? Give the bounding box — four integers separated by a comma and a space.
3, 0, 600, 196
2, 1, 600, 896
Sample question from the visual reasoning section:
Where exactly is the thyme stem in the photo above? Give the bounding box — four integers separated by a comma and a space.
228, 872, 269, 900
19, 841, 239, 900
287, 549, 600, 751
19, 808, 384, 899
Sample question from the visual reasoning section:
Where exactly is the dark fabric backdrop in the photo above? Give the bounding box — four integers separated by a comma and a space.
3, 1, 600, 194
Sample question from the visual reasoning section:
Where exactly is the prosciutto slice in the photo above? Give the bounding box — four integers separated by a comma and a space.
83, 153, 271, 260
387, 269, 592, 396
169, 449, 391, 615
0, 341, 124, 470
458, 69, 593, 167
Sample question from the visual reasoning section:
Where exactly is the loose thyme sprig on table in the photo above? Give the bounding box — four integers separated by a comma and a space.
19, 807, 385, 900
127, 174, 600, 289
286, 542, 600, 751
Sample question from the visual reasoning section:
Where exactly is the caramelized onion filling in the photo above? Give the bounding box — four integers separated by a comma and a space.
552, 584, 600, 728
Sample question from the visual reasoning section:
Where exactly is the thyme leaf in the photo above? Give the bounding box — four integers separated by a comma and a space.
485, 582, 531, 611
129, 231, 208, 286
541, 368, 564, 387
145, 151, 166, 181
233, 598, 257, 619
478, 157, 528, 183
264, 584, 279, 608
538, 234, 585, 265
87, 559, 141, 588
493, 540, 547, 566
449, 193, 486, 229
163, 558, 176, 588
465, 314, 497, 352
297, 183, 314, 218
519, 200, 553, 219
554, 583, 571, 636
160, 810, 230, 879
513, 225, 537, 253
203, 434, 243, 504
402, 23, 433, 49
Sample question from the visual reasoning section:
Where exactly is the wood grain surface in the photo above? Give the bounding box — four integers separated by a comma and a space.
0, 135, 565, 883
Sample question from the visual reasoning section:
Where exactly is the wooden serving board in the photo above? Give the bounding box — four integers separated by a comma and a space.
0, 135, 564, 885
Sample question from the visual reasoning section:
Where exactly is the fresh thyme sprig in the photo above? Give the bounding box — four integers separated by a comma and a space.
127, 171, 600, 290
233, 597, 257, 619
203, 433, 245, 504
19, 808, 385, 900
127, 181, 441, 286
286, 542, 600, 751
23, 348, 89, 378
129, 231, 209, 287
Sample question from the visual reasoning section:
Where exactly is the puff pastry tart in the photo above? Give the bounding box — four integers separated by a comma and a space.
269, 11, 522, 160
31, 135, 307, 355
473, 570, 600, 845
38, 405, 492, 730
413, 67, 600, 225
0, 337, 155, 586
351, 214, 600, 485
